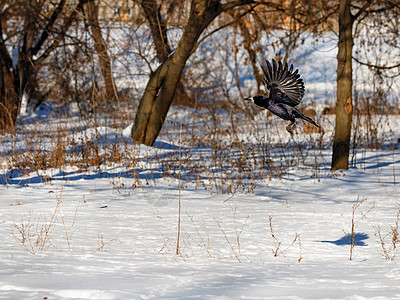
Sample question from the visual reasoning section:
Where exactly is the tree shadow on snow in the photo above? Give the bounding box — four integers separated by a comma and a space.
0, 168, 165, 187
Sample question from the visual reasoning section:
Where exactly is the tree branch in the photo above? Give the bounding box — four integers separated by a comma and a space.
35, 0, 90, 65
352, 56, 400, 70
220, 0, 286, 13
32, 0, 66, 56
140, 0, 171, 62
353, 0, 375, 20
193, 5, 258, 56
220, 0, 255, 11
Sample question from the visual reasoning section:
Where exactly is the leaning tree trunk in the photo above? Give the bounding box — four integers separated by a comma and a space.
131, 30, 198, 145
132, 0, 255, 146
140, 0, 193, 107
332, 0, 354, 170
86, 0, 118, 103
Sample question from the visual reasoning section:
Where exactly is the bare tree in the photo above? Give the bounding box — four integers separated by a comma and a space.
230, 10, 264, 93
131, 0, 262, 146
140, 0, 172, 62
331, 0, 399, 170
0, 0, 89, 132
139, 0, 193, 106
84, 0, 119, 103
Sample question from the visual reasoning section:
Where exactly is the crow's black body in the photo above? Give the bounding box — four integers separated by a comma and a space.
246, 60, 318, 134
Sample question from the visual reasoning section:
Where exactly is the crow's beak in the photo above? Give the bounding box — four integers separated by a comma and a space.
244, 97, 252, 101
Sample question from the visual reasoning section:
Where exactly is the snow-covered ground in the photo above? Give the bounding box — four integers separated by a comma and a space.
1, 19, 400, 299
1, 101, 400, 299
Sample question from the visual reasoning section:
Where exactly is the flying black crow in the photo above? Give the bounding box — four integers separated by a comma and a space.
245, 59, 318, 134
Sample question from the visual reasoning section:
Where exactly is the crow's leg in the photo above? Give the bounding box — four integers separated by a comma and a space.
286, 120, 296, 134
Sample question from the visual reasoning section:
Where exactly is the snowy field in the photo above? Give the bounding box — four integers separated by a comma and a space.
0, 102, 400, 299
1, 22, 400, 299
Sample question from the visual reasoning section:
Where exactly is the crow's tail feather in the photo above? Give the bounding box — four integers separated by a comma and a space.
295, 110, 319, 127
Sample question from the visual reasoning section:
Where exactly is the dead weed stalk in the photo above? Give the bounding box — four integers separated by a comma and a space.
9, 182, 77, 254
268, 216, 302, 261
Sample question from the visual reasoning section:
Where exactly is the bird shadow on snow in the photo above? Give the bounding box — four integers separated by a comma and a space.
320, 233, 369, 246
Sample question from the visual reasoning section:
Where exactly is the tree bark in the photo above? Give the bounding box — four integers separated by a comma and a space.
132, 0, 255, 146
331, 0, 354, 170
331, 0, 375, 170
86, 0, 118, 102
0, 6, 15, 131
140, 0, 171, 62
0, 60, 17, 131
140, 0, 193, 107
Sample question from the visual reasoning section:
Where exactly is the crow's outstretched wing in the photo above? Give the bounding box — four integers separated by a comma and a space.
261, 60, 305, 107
